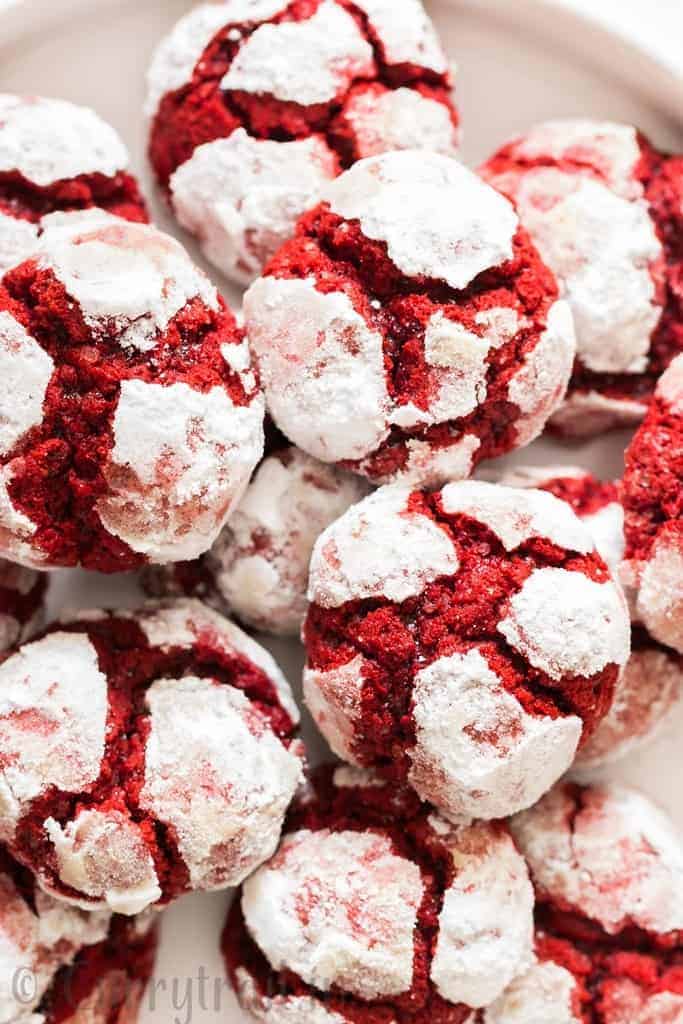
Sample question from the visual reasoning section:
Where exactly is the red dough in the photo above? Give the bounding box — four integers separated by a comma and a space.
303, 481, 630, 821
146, 0, 459, 284
0, 557, 46, 652
0, 212, 264, 572
223, 764, 535, 1022
245, 151, 576, 487
621, 355, 683, 654
0, 95, 147, 275
481, 121, 683, 437
501, 466, 683, 768
0, 599, 302, 915
0, 845, 158, 1023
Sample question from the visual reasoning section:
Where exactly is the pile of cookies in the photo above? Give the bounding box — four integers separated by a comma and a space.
0, 1, 681, 1022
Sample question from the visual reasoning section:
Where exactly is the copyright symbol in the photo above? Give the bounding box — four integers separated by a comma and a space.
12, 967, 37, 1006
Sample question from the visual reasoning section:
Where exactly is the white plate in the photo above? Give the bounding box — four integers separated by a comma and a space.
1, 2, 682, 1021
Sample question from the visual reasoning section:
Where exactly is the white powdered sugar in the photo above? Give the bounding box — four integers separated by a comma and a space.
440, 480, 593, 554
242, 828, 423, 999
601, 983, 683, 1024
0, 210, 39, 275
145, 2, 289, 118
307, 486, 459, 608
352, 0, 448, 74
139, 675, 303, 891
170, 131, 338, 285
486, 120, 662, 377
245, 276, 390, 464
0, 95, 128, 187
303, 656, 367, 765
393, 434, 481, 489
429, 817, 534, 1007
44, 808, 162, 916
657, 352, 683, 413
575, 646, 683, 769
408, 649, 583, 821
0, 633, 107, 841
37, 215, 218, 353
0, 868, 110, 1023
508, 301, 576, 445
0, 464, 45, 568
483, 960, 582, 1024
221, 1, 374, 105
235, 968, 353, 1024
0, 311, 54, 457
135, 598, 300, 723
510, 783, 683, 937
550, 389, 647, 437
635, 534, 683, 654
325, 152, 518, 288
209, 448, 367, 635
499, 567, 630, 681
344, 87, 459, 160
98, 378, 264, 563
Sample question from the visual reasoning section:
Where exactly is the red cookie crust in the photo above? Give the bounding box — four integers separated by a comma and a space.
0, 599, 301, 914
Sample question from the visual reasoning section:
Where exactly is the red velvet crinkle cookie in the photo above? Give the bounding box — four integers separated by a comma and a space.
0, 845, 158, 1024
0, 210, 265, 573
501, 466, 683, 769
245, 151, 576, 487
146, 0, 459, 285
0, 94, 148, 275
0, 557, 46, 652
482, 120, 683, 437
223, 764, 535, 1021
0, 599, 303, 915
303, 480, 630, 821
621, 354, 683, 654
144, 446, 369, 636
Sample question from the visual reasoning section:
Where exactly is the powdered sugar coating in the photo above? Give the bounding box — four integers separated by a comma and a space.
0, 312, 54, 457
576, 646, 683, 769
353, 0, 448, 73
0, 95, 128, 187
307, 486, 459, 608
510, 783, 683, 938
303, 657, 367, 765
0, 210, 39, 275
0, 863, 111, 1023
99, 377, 265, 563
498, 567, 630, 681
550, 390, 648, 437
245, 276, 389, 464
408, 649, 583, 821
482, 120, 662, 375
0, 632, 107, 841
430, 817, 534, 1007
170, 131, 338, 286
44, 808, 162, 916
635, 536, 683, 653
206, 448, 368, 635
483, 960, 582, 1024
343, 87, 459, 160
145, 2, 289, 118
325, 152, 518, 289
37, 214, 218, 353
601, 983, 683, 1024
140, 675, 303, 892
222, 2, 374, 105
242, 829, 424, 999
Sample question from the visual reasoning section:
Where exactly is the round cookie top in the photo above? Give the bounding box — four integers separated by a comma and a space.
146, 0, 459, 284
510, 782, 683, 948
0, 844, 158, 1024
245, 151, 576, 487
0, 557, 47, 654
0, 210, 264, 572
482, 119, 683, 438
303, 480, 630, 820
0, 598, 302, 915
0, 95, 148, 275
145, 446, 369, 636
223, 764, 535, 1020
621, 354, 683, 654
